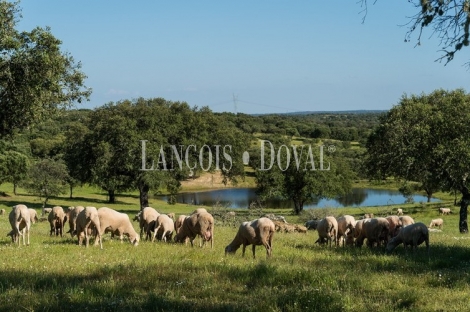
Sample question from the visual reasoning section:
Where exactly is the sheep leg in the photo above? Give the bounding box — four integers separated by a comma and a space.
152, 225, 160, 242
242, 244, 246, 257
252, 245, 256, 259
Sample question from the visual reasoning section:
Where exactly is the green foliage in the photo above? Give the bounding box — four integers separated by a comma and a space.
0, 1, 91, 138
23, 158, 69, 207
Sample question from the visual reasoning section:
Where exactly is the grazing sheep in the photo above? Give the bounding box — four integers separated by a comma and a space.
9, 204, 31, 246
28, 209, 39, 224
399, 216, 415, 227
386, 215, 403, 238
386, 222, 429, 254
152, 214, 175, 242
66, 206, 85, 238
397, 208, 403, 216
336, 215, 356, 247
76, 206, 103, 249
308, 216, 338, 248
429, 218, 443, 229
225, 217, 275, 258
139, 207, 160, 240
96, 207, 139, 246
166, 212, 175, 221
174, 215, 187, 235
133, 211, 142, 222
174, 211, 214, 248
42, 207, 52, 216
48, 206, 67, 237
192, 208, 208, 215
355, 218, 390, 248
439, 207, 451, 215
0, 208, 5, 215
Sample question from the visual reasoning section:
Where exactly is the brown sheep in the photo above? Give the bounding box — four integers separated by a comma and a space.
174, 211, 214, 248
48, 206, 67, 237
225, 217, 275, 258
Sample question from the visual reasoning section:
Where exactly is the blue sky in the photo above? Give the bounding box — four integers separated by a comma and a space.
17, 0, 469, 114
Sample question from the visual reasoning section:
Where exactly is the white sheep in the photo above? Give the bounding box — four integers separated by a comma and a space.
76, 206, 103, 249
386, 222, 429, 254
174, 211, 214, 248
428, 218, 443, 229
0, 208, 5, 215
225, 217, 275, 258
66, 206, 85, 238
355, 217, 390, 248
439, 207, 451, 215
96, 207, 139, 246
42, 207, 52, 216
139, 206, 160, 240
152, 214, 175, 242
336, 215, 356, 247
397, 208, 404, 216
9, 204, 31, 246
48, 206, 67, 237
399, 215, 415, 227
386, 215, 403, 238
192, 208, 208, 215
28, 209, 39, 224
308, 216, 338, 248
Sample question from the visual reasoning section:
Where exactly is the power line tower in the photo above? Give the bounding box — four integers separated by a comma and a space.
233, 93, 238, 115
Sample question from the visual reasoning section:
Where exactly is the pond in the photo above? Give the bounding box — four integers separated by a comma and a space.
156, 187, 440, 209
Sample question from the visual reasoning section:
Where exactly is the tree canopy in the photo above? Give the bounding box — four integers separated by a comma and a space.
365, 89, 470, 233
0, 0, 91, 137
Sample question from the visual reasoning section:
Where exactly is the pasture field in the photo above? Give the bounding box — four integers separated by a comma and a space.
0, 184, 470, 311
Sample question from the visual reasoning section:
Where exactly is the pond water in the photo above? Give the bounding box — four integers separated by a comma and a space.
156, 187, 440, 209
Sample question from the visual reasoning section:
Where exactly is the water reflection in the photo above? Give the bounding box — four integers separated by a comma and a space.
156, 187, 440, 209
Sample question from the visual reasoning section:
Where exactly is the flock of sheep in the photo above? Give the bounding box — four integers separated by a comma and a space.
2, 204, 452, 258
304, 207, 452, 254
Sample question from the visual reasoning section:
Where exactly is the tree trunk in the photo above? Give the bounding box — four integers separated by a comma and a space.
13, 183, 17, 195
459, 186, 469, 233
425, 190, 432, 203
293, 199, 303, 215
139, 184, 149, 210
69, 184, 73, 199
108, 190, 116, 204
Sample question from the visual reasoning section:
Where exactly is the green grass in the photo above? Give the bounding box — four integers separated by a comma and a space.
1, 184, 469, 311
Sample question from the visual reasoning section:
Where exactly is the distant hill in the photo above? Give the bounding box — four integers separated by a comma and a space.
251, 110, 386, 116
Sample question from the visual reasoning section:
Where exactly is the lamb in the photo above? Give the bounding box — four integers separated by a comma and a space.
429, 218, 443, 229
96, 207, 139, 246
66, 206, 85, 238
386, 215, 403, 238
336, 215, 356, 247
48, 206, 67, 237
386, 222, 429, 254
139, 206, 160, 240
8, 204, 31, 246
174, 211, 214, 248
225, 217, 275, 258
399, 215, 415, 227
439, 207, 451, 215
76, 206, 103, 249
355, 217, 390, 248
152, 214, 175, 242
0, 208, 5, 215
307, 216, 338, 248
397, 208, 403, 216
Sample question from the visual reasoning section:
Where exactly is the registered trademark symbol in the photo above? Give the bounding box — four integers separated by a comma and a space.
328, 145, 336, 153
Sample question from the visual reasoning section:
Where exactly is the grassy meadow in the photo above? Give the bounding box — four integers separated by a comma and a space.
0, 183, 470, 311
